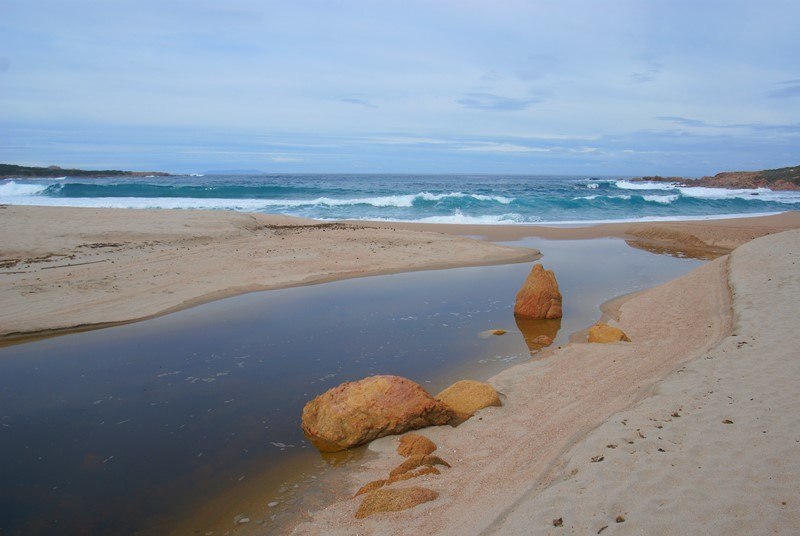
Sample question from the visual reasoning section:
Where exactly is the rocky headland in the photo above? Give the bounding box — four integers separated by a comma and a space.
633, 164, 800, 191
0, 163, 171, 179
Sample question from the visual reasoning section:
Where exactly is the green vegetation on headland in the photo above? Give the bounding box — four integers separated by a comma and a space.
0, 163, 170, 179
634, 164, 800, 191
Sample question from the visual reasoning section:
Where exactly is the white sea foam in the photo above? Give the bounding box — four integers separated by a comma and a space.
643, 194, 679, 204
352, 210, 531, 225
340, 210, 786, 226
573, 194, 632, 201
586, 182, 599, 189
615, 180, 678, 191
677, 186, 800, 203
0, 181, 50, 196
0, 189, 516, 210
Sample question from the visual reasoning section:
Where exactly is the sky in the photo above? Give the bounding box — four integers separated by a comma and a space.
1, 0, 798, 175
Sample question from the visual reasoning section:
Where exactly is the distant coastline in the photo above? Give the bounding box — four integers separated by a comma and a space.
0, 163, 171, 179
633, 164, 800, 191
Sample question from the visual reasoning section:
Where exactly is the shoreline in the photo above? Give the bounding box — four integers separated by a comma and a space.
0, 206, 539, 344
293, 229, 799, 534
1, 206, 797, 344
292, 255, 733, 533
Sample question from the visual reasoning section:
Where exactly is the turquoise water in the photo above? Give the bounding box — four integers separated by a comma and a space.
1, 174, 797, 223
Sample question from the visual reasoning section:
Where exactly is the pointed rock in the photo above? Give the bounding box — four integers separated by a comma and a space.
514, 264, 563, 319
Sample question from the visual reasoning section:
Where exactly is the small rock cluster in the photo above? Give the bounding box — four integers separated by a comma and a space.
353, 433, 450, 518
301, 377, 501, 518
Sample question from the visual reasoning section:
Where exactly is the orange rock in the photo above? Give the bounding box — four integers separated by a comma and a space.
354, 479, 386, 497
490, 329, 506, 336
355, 487, 439, 519
386, 466, 441, 485
301, 375, 454, 452
436, 380, 501, 423
514, 264, 563, 319
397, 434, 437, 458
389, 454, 451, 477
587, 323, 631, 343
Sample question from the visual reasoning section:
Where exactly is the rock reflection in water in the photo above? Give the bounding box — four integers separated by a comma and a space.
514, 316, 562, 356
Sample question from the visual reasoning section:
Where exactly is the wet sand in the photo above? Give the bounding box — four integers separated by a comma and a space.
293, 229, 800, 535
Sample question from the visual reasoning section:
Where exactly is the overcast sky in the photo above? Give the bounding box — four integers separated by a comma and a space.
1, 0, 798, 175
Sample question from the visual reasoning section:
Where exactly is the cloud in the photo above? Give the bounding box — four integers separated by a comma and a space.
630, 57, 663, 84
456, 92, 541, 111
657, 116, 800, 133
767, 79, 800, 98
268, 154, 303, 163
657, 116, 711, 128
458, 142, 550, 153
339, 97, 377, 108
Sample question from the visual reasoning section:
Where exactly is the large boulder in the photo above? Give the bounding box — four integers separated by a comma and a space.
436, 380, 501, 423
301, 375, 454, 452
514, 264, 563, 319
587, 323, 631, 343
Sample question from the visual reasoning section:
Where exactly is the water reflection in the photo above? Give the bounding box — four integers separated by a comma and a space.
514, 317, 562, 356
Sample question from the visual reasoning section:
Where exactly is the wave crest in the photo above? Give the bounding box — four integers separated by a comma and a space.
0, 181, 50, 196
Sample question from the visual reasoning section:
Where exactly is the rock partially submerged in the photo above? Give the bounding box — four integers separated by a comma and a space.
588, 323, 631, 343
355, 487, 439, 519
301, 375, 454, 452
436, 380, 502, 423
514, 264, 563, 319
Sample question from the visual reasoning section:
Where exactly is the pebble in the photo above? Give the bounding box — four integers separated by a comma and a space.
268, 501, 279, 507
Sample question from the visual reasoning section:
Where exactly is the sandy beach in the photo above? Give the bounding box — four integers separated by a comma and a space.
2, 206, 799, 535
2, 206, 798, 343
0, 205, 538, 342
287, 226, 800, 534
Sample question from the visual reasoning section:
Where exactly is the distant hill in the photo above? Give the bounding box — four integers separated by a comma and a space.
634, 165, 800, 191
0, 164, 171, 179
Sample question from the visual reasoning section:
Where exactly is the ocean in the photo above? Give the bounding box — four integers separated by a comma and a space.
1, 174, 798, 223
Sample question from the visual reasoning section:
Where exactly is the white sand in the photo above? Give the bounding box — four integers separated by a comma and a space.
292, 230, 800, 535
